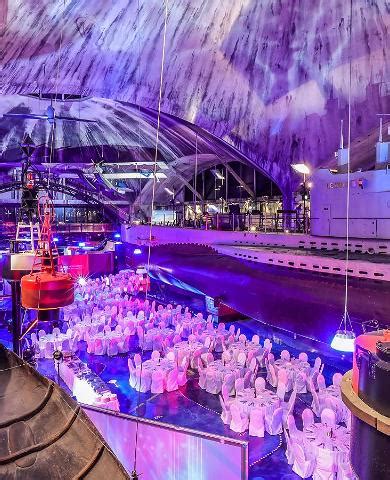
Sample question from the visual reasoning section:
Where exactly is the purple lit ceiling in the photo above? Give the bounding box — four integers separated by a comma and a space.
0, 0, 389, 200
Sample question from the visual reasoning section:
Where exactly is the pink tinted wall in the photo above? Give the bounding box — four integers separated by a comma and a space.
85, 407, 247, 480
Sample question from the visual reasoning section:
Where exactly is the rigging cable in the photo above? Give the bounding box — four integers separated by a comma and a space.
132, 1, 169, 478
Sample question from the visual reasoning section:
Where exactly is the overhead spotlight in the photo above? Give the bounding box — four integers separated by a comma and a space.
164, 187, 174, 196
114, 233, 121, 239
212, 169, 225, 180
53, 237, 59, 242
78, 242, 86, 247
134, 248, 142, 255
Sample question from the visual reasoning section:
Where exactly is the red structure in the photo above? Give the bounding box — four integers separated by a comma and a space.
21, 197, 74, 310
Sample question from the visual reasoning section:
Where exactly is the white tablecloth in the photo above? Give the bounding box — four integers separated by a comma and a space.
170, 341, 204, 363
142, 358, 176, 374
232, 388, 280, 415
205, 359, 243, 381
303, 424, 350, 464
228, 341, 262, 360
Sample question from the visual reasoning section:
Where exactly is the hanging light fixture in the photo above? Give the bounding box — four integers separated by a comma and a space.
331, 0, 355, 353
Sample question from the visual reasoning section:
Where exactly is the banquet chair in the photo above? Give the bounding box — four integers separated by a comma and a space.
70, 333, 81, 353
172, 334, 181, 345
337, 459, 356, 479
219, 395, 232, 425
286, 414, 302, 440
44, 341, 55, 359
266, 363, 278, 387
166, 351, 176, 362
205, 370, 222, 394
221, 383, 231, 403
324, 396, 343, 423
283, 428, 295, 465
166, 369, 179, 392
104, 325, 111, 334
237, 352, 247, 367
317, 373, 327, 392
311, 385, 322, 416
31, 332, 39, 347
117, 335, 130, 354
268, 352, 275, 364
178, 358, 189, 387
221, 351, 232, 365
224, 373, 236, 395
61, 338, 71, 352
128, 358, 137, 388
265, 407, 283, 435
137, 369, 152, 392
204, 336, 212, 349
115, 325, 123, 334
234, 377, 245, 394
252, 334, 260, 345
134, 353, 142, 368
151, 350, 161, 362
238, 334, 247, 343
283, 388, 297, 422
302, 408, 315, 429
298, 352, 309, 363
296, 371, 308, 393
321, 408, 336, 427
94, 339, 105, 356
243, 370, 252, 389
214, 335, 224, 353
249, 408, 265, 437
227, 334, 235, 345
229, 403, 249, 433
188, 334, 197, 343
38, 329, 46, 339
255, 377, 266, 395
201, 352, 214, 367
249, 356, 257, 373
234, 328, 241, 341
312, 357, 322, 374
107, 339, 119, 356
332, 373, 343, 388
66, 328, 73, 339
313, 448, 337, 480
191, 349, 203, 370
151, 370, 165, 394
292, 443, 316, 478
52, 327, 61, 337
280, 350, 291, 362
228, 325, 235, 335
198, 363, 207, 389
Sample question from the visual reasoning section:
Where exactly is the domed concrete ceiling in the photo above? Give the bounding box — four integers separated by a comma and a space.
0, 0, 389, 202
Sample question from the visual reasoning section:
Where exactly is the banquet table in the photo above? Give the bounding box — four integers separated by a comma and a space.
142, 358, 176, 374
205, 359, 243, 381
318, 385, 349, 423
145, 327, 174, 341
59, 356, 119, 411
170, 340, 204, 364
38, 333, 71, 356
274, 358, 310, 387
228, 341, 262, 360
232, 388, 280, 416
303, 423, 351, 466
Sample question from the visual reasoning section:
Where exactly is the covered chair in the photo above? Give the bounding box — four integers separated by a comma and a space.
255, 377, 266, 395
205, 370, 222, 394
266, 363, 278, 387
107, 339, 118, 357
284, 428, 295, 465
302, 408, 315, 429
298, 352, 309, 362
265, 407, 283, 435
321, 408, 336, 428
151, 369, 165, 394
249, 408, 265, 437
166, 369, 179, 392
292, 443, 316, 478
229, 403, 249, 433
219, 395, 231, 425
313, 448, 338, 480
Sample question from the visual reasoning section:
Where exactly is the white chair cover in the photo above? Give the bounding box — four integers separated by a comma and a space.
249, 408, 265, 437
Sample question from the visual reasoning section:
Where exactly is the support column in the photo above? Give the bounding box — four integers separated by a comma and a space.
11, 281, 21, 356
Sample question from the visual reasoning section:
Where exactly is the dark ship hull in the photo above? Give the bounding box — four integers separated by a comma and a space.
0, 344, 129, 479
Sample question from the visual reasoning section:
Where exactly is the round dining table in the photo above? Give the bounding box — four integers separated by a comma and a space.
232, 388, 280, 416
170, 340, 204, 364
205, 359, 243, 381
303, 423, 351, 467
228, 341, 262, 360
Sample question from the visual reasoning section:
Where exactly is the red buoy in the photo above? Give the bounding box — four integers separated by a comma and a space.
20, 197, 74, 310
21, 271, 74, 309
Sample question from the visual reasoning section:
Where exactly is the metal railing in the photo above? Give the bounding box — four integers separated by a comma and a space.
152, 211, 309, 234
